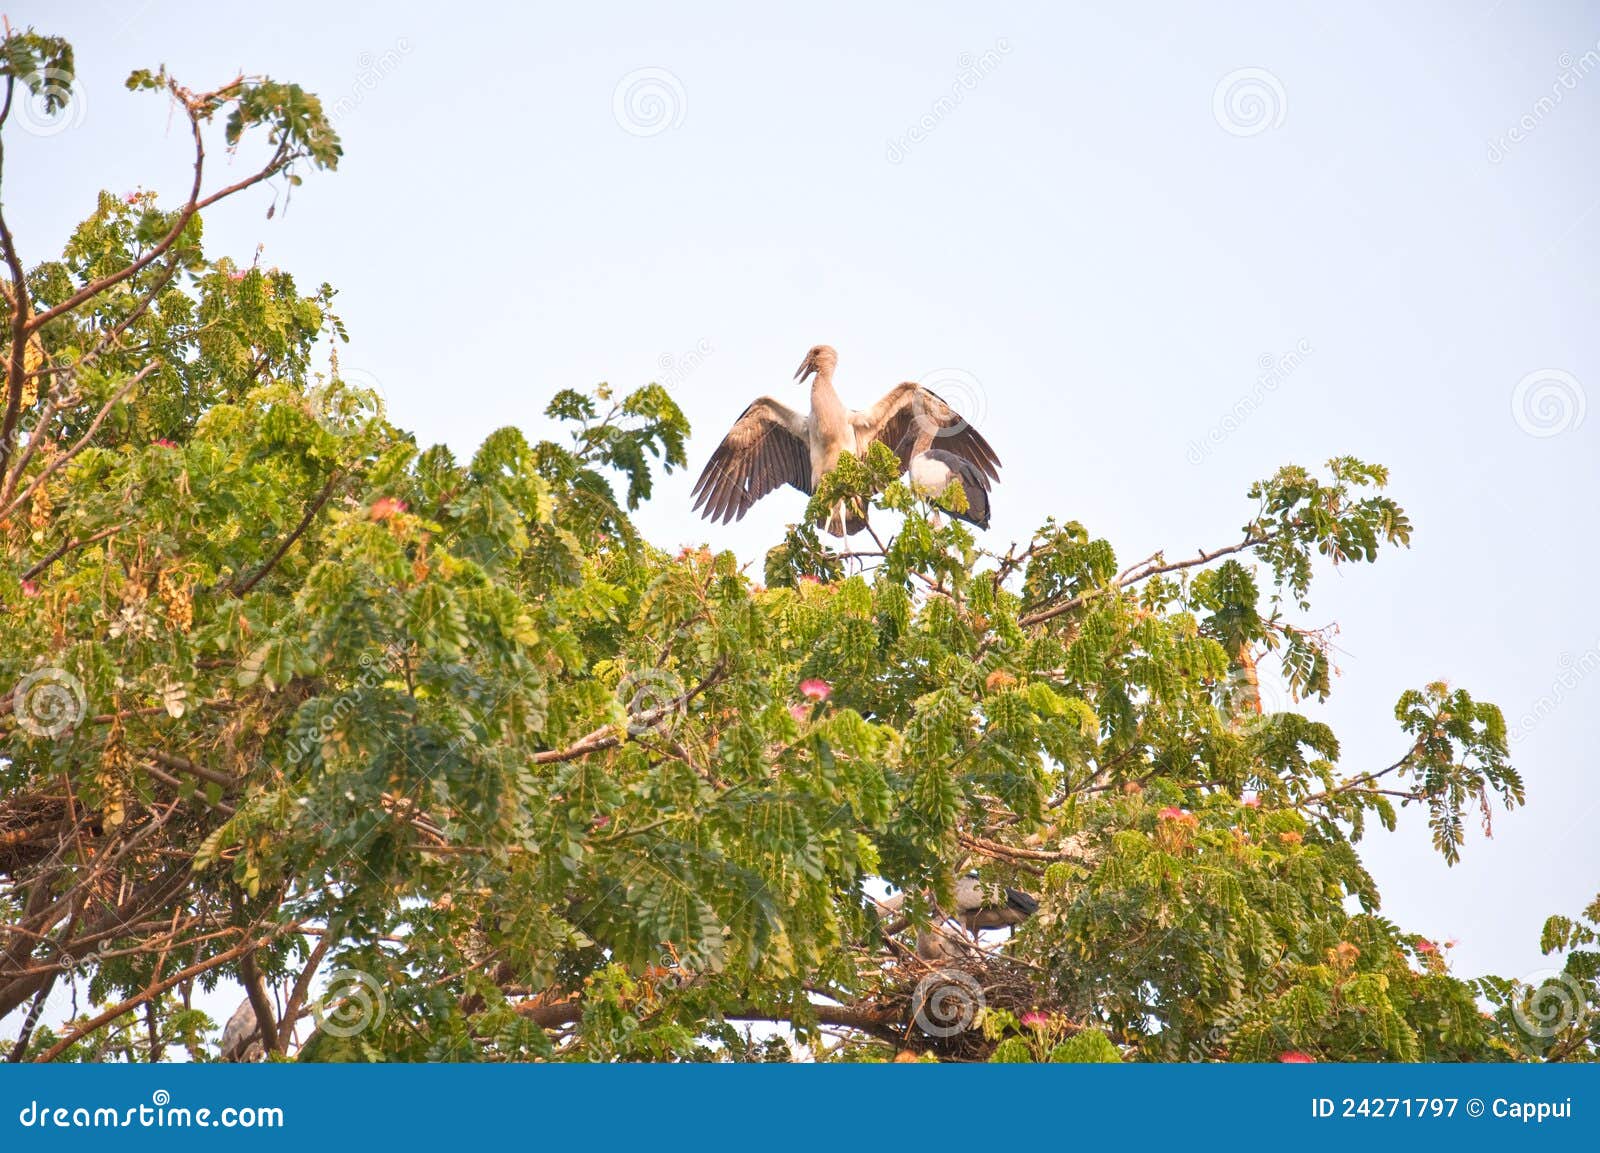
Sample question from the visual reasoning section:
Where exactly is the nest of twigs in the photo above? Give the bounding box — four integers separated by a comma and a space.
0, 791, 71, 876
876, 952, 1056, 1061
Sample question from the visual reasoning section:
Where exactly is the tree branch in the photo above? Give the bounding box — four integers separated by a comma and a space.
0, 360, 159, 519
0, 122, 31, 478
275, 930, 333, 1055
20, 522, 126, 582
1015, 532, 1269, 631
532, 662, 727, 765
231, 469, 343, 596
31, 924, 298, 1062
514, 995, 905, 1048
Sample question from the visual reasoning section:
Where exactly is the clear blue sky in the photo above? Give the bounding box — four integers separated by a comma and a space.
8, 0, 1598, 996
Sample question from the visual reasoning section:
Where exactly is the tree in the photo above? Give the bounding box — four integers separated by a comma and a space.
1, 28, 1593, 1064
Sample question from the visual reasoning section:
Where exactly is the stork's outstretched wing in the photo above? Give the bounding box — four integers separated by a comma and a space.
852, 383, 1002, 488
691, 397, 812, 525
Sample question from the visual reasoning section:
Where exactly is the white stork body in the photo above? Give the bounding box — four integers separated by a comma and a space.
806, 374, 861, 534
806, 376, 857, 482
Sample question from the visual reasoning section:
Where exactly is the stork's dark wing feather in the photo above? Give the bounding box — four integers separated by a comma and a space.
952, 874, 1038, 930
852, 383, 1002, 489
1003, 886, 1039, 918
691, 397, 812, 525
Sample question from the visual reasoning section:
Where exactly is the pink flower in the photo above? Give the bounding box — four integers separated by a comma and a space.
1157, 806, 1199, 831
1242, 794, 1261, 809
797, 574, 821, 586
369, 497, 408, 522
20, 579, 40, 597
1279, 1051, 1315, 1063
1020, 1011, 1051, 1030
152, 438, 178, 449
228, 270, 248, 282
1416, 939, 1438, 955
123, 191, 140, 204
800, 678, 831, 702
788, 704, 809, 724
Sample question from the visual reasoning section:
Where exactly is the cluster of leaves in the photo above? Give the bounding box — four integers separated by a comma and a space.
1, 30, 1591, 1064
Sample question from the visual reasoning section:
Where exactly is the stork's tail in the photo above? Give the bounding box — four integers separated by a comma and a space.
821, 500, 870, 537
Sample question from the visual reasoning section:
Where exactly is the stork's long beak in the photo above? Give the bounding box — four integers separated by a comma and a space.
795, 354, 815, 383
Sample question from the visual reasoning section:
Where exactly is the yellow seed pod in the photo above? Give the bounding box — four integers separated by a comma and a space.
158, 568, 194, 633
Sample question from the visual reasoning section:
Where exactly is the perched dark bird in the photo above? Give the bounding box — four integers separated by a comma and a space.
951, 873, 1039, 933
219, 996, 264, 1063
692, 344, 1001, 536
909, 448, 992, 529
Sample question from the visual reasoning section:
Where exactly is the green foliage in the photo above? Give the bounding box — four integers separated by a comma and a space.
0, 30, 74, 112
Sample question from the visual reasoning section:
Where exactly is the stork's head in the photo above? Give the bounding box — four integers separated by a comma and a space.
794, 344, 838, 383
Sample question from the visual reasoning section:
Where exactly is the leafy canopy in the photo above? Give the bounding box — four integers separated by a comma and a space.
0, 30, 1591, 1064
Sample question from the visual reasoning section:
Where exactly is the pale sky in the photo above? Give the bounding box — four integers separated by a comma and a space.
7, 0, 1598, 1026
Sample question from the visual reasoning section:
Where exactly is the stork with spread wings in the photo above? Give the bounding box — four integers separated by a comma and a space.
691, 344, 1001, 536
